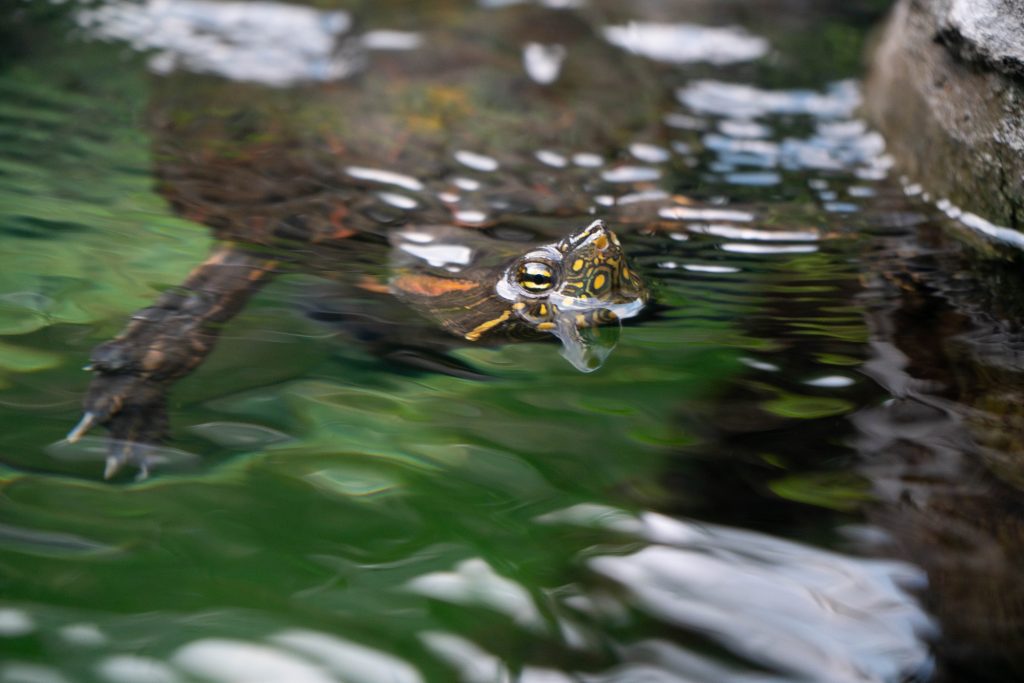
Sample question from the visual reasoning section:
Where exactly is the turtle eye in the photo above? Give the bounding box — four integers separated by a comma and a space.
516, 261, 556, 292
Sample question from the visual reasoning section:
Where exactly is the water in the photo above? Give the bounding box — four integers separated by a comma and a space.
1, 1, 1023, 681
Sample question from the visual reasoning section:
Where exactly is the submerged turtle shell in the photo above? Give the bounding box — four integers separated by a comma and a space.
147, 1, 666, 246
132, 0, 672, 366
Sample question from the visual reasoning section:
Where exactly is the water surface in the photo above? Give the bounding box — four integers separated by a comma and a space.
1, 1, 1022, 682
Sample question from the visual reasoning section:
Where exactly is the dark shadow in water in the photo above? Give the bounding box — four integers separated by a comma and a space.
855, 215, 1024, 682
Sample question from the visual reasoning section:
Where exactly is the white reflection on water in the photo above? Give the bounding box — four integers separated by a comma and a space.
678, 80, 861, 119
629, 143, 671, 164
934, 198, 1024, 250
95, 655, 181, 683
603, 23, 769, 65
270, 630, 424, 683
572, 153, 604, 168
0, 608, 34, 637
719, 119, 772, 139
454, 150, 500, 173
404, 558, 546, 632
687, 225, 820, 242
360, 30, 423, 51
523, 43, 567, 85
724, 170, 781, 186
453, 177, 482, 191
722, 243, 819, 255
740, 357, 781, 372
702, 134, 781, 163
173, 638, 336, 683
77, 0, 360, 86
419, 632, 506, 683
391, 506, 934, 681
601, 166, 661, 183
681, 80, 887, 184
806, 375, 856, 388
344, 167, 425, 193
58, 622, 108, 647
397, 242, 474, 269
617, 189, 670, 206
683, 264, 741, 274
0, 663, 71, 683
480, 0, 586, 8
591, 638, 783, 683
537, 505, 935, 683
453, 209, 491, 226
421, 632, 574, 683
785, 130, 887, 173
535, 150, 569, 168
378, 192, 420, 211
398, 506, 932, 680
659, 207, 756, 223
664, 112, 709, 130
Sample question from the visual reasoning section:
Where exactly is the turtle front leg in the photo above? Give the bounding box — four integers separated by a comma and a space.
68, 244, 278, 478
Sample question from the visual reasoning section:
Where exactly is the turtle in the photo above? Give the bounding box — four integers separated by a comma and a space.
66, 0, 671, 477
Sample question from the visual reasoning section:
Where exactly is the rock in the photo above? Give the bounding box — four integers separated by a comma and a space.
939, 0, 1024, 78
863, 0, 1024, 231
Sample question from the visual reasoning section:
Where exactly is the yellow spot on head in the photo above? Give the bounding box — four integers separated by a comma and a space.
572, 258, 585, 272
537, 322, 556, 331
594, 235, 609, 250
538, 304, 548, 316
593, 274, 606, 290
464, 310, 512, 341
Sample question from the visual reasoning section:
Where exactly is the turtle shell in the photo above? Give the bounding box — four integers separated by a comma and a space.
140, 0, 660, 357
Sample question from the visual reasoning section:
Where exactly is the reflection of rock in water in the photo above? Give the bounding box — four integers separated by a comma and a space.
856, 216, 1024, 681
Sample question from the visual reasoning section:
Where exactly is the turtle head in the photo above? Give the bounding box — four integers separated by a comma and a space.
390, 220, 647, 372
496, 220, 648, 372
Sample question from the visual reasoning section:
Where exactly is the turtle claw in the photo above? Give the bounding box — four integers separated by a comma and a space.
74, 369, 170, 479
103, 455, 120, 481
66, 412, 99, 444
102, 444, 154, 481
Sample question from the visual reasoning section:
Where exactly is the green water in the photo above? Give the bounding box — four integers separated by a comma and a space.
1, 2, 1022, 682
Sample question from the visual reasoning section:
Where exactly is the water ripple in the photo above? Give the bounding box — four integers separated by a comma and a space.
539, 505, 934, 683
